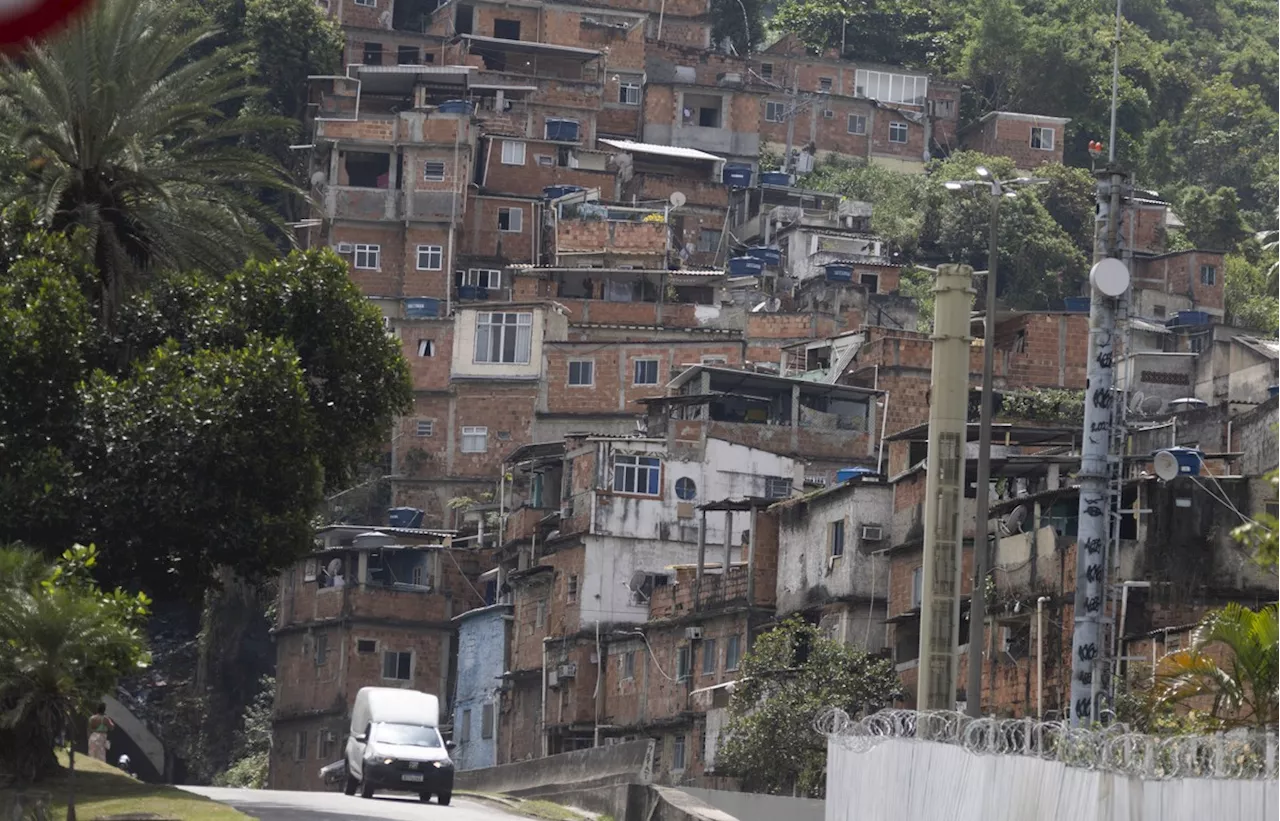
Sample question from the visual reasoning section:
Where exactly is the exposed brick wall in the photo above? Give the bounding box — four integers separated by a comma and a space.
543, 341, 742, 415
961, 115, 1066, 168
461, 195, 538, 262
482, 138, 617, 199
1134, 251, 1225, 312
556, 219, 667, 254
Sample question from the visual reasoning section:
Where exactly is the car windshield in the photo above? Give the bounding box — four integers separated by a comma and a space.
375, 723, 442, 748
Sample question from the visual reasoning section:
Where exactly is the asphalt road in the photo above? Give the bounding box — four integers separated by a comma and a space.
184, 786, 525, 821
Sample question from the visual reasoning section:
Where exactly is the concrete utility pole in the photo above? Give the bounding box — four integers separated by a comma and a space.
1069, 0, 1130, 728
916, 264, 973, 712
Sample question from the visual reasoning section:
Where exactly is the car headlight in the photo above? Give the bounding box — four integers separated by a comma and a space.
432, 761, 443, 768
382, 757, 394, 765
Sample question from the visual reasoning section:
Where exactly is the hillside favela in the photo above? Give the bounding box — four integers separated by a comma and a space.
0, 0, 1276, 820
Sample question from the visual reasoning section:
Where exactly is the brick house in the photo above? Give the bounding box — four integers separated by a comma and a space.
959, 111, 1071, 169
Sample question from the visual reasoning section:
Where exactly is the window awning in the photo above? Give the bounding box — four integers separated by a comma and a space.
598, 138, 725, 164
461, 34, 602, 60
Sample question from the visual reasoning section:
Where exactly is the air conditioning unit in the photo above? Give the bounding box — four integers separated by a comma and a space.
823, 109, 834, 119
557, 663, 577, 679
335, 242, 354, 254
547, 670, 559, 688
684, 626, 703, 640
861, 525, 884, 542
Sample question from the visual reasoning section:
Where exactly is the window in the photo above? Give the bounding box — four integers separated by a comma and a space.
314, 632, 328, 666
354, 244, 380, 270
854, 69, 927, 105
461, 426, 488, 453
725, 634, 741, 671
416, 244, 443, 270
759, 62, 773, 80
460, 709, 472, 742
619, 82, 641, 105
319, 731, 334, 759
423, 161, 446, 181
860, 273, 879, 293
567, 574, 579, 602
416, 418, 434, 437
544, 118, 580, 141
417, 338, 435, 357
830, 520, 845, 557
614, 455, 661, 495
353, 0, 374, 6
1153, 304, 1167, 318
1199, 264, 1216, 286
536, 154, 553, 167
357, 639, 377, 654
697, 228, 719, 252
568, 360, 594, 386
622, 650, 636, 680
765, 101, 786, 123
493, 17, 520, 38
673, 734, 686, 770
481, 703, 494, 739
1030, 127, 1055, 151
383, 650, 412, 680
294, 731, 308, 761
701, 355, 727, 365
362, 42, 382, 65
397, 45, 419, 64
911, 566, 923, 609
536, 599, 546, 628
1165, 632, 1181, 653
633, 358, 660, 385
764, 476, 791, 498
701, 638, 717, 675
847, 114, 866, 135
674, 476, 697, 501
474, 311, 533, 364
498, 206, 523, 233
818, 77, 833, 92
676, 647, 691, 681
501, 140, 526, 165
888, 121, 908, 144
464, 268, 501, 289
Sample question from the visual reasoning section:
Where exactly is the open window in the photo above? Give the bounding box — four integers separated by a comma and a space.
344, 151, 390, 188
682, 93, 722, 128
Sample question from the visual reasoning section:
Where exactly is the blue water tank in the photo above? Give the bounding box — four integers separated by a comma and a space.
1063, 296, 1090, 313
746, 246, 782, 266
542, 185, 584, 201
1168, 310, 1211, 327
825, 264, 853, 282
722, 164, 753, 188
836, 467, 876, 483
1164, 447, 1204, 476
437, 99, 473, 115
760, 171, 792, 187
404, 298, 439, 318
387, 507, 424, 528
1269, 385, 1279, 399
727, 256, 765, 276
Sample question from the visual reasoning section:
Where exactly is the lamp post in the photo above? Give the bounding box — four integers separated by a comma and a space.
943, 167, 1046, 718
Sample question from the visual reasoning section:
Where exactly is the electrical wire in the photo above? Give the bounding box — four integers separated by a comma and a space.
443, 544, 487, 603
617, 629, 679, 682
1191, 452, 1271, 530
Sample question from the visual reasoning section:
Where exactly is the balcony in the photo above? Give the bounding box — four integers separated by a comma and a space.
327, 186, 397, 221
555, 216, 668, 257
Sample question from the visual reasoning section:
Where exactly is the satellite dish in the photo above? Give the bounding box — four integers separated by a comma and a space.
626, 570, 649, 593
1153, 450, 1181, 482
669, 191, 687, 208
999, 504, 1027, 537
1090, 258, 1130, 297
310, 171, 327, 187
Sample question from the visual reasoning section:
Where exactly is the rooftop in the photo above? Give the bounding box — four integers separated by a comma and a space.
666, 365, 881, 400
599, 138, 726, 164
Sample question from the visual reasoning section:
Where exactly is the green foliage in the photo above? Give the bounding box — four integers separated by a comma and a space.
897, 265, 936, 332
716, 617, 902, 797
1232, 470, 1278, 568
996, 388, 1085, 425
711, 0, 767, 56
0, 0, 297, 321
215, 675, 274, 788
804, 152, 1090, 309
1223, 253, 1279, 334
1178, 186, 1253, 251
1151, 603, 1278, 730
0, 209, 411, 595
772, 0, 946, 65
0, 544, 151, 784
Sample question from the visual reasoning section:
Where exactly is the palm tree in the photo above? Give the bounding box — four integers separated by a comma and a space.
1152, 603, 1279, 730
0, 0, 296, 323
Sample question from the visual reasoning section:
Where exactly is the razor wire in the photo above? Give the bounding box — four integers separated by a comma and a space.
814, 708, 1279, 781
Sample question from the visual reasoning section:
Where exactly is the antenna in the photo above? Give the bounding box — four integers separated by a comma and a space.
669, 191, 687, 209
1152, 450, 1181, 482
999, 504, 1028, 537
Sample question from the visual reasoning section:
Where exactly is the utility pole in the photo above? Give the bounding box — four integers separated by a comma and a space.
1069, 0, 1130, 728
783, 73, 798, 176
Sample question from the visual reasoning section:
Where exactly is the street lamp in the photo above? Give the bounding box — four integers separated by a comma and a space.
942, 171, 1047, 719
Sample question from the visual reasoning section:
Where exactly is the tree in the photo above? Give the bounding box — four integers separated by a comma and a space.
0, 0, 295, 323
1222, 253, 1279, 334
1178, 186, 1253, 251
1151, 603, 1279, 730
1232, 469, 1279, 569
710, 0, 766, 56
0, 207, 412, 595
716, 617, 901, 797
0, 544, 151, 785
772, 0, 946, 66
215, 675, 274, 788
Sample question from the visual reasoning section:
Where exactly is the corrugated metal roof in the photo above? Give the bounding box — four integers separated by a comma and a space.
598, 138, 725, 163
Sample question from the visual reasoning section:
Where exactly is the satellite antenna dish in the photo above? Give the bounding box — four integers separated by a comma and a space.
1090, 257, 1130, 297
626, 570, 648, 593
999, 504, 1027, 537
669, 191, 687, 208
1153, 450, 1181, 482
310, 171, 327, 187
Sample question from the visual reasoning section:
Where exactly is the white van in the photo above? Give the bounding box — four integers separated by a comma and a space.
344, 687, 455, 804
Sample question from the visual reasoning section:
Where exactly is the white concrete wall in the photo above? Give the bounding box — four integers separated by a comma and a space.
451, 307, 548, 380
580, 535, 703, 625
775, 484, 893, 616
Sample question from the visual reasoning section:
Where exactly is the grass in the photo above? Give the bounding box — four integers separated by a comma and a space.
17, 752, 251, 821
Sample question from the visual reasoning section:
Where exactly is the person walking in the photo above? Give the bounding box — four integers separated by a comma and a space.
88, 703, 114, 762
